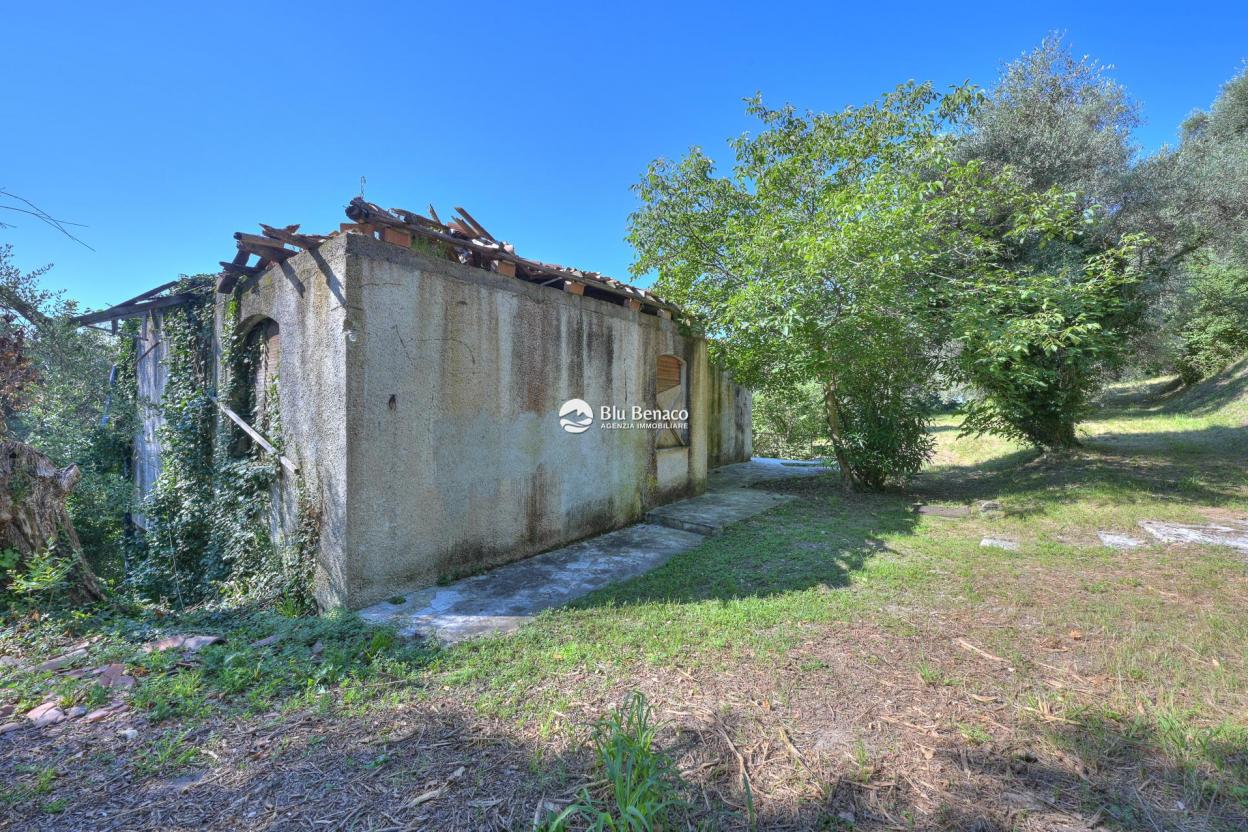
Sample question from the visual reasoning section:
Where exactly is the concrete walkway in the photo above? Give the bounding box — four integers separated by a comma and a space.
358, 458, 827, 642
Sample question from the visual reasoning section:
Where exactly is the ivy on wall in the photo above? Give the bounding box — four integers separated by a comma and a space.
130, 280, 318, 611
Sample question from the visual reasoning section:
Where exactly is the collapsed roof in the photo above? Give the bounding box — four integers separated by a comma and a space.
74, 197, 677, 327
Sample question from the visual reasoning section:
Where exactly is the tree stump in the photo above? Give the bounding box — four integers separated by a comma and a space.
0, 440, 106, 603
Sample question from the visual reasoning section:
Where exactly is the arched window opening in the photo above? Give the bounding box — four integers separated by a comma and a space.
656, 354, 688, 448
229, 318, 280, 458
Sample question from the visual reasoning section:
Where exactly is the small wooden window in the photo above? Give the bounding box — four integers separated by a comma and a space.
656, 354, 688, 448
657, 355, 683, 394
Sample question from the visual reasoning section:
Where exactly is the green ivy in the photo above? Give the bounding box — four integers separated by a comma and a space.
130, 278, 217, 604
131, 281, 318, 611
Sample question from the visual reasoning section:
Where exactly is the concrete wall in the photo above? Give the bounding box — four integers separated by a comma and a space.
341, 234, 713, 607
707, 363, 753, 467
132, 311, 167, 528
222, 236, 353, 607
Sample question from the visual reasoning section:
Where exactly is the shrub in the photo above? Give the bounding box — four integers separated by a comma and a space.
832, 362, 935, 489
752, 383, 828, 460
1172, 260, 1248, 384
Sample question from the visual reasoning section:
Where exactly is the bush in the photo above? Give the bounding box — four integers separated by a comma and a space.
1173, 260, 1248, 385
833, 366, 935, 489
752, 383, 828, 460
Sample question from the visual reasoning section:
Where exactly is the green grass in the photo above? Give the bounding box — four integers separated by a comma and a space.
0, 606, 435, 735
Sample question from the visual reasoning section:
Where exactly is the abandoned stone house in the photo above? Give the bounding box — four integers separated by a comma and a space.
83, 199, 752, 610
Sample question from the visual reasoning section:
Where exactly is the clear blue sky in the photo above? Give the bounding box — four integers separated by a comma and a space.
3, 1, 1246, 310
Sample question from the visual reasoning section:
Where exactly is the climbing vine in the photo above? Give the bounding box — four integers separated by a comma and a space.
130, 278, 217, 604
131, 281, 319, 611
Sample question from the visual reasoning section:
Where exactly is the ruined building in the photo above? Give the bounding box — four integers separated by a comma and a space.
78, 199, 752, 609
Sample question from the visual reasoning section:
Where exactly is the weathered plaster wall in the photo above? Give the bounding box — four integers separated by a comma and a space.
341, 234, 712, 607
707, 364, 753, 467
221, 236, 352, 608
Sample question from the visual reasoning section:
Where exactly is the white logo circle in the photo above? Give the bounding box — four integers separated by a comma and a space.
559, 398, 593, 434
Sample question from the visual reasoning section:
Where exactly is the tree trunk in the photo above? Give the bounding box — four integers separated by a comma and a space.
822, 381, 856, 491
0, 440, 106, 604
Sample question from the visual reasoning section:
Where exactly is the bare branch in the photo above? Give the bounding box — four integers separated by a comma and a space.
0, 189, 94, 251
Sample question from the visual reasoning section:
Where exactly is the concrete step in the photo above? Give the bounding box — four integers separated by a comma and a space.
357, 522, 705, 643
644, 488, 794, 536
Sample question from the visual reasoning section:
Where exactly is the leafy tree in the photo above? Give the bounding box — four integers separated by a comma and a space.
631, 78, 1148, 468
955, 234, 1147, 447
951, 35, 1152, 445
1125, 66, 1248, 378
1172, 66, 1248, 259
629, 83, 1005, 487
1172, 258, 1248, 384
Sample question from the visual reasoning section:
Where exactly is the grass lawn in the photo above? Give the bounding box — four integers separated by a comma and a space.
3, 365, 1247, 830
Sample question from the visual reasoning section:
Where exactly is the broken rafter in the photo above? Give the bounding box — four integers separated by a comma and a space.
344, 197, 679, 314
71, 292, 206, 327
113, 279, 181, 309
233, 232, 296, 262
453, 206, 495, 242
219, 260, 258, 278
259, 223, 327, 250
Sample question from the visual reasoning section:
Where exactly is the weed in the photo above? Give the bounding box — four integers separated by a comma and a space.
916, 661, 945, 686
849, 741, 875, 783
539, 692, 685, 831
134, 729, 201, 777
958, 724, 991, 745
132, 670, 207, 722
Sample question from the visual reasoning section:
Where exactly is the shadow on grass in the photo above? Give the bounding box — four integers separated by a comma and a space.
11, 670, 1244, 831
573, 413, 1248, 611
1, 677, 596, 832
915, 423, 1248, 514
570, 489, 921, 608
1098, 360, 1248, 421
1154, 359, 1248, 418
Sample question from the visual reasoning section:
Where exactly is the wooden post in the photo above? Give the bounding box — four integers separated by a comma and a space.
210, 397, 299, 475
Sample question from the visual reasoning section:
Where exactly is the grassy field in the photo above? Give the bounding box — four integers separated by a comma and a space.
2, 365, 1247, 830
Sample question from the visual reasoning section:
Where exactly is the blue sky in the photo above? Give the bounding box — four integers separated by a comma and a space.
3, 1, 1246, 310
